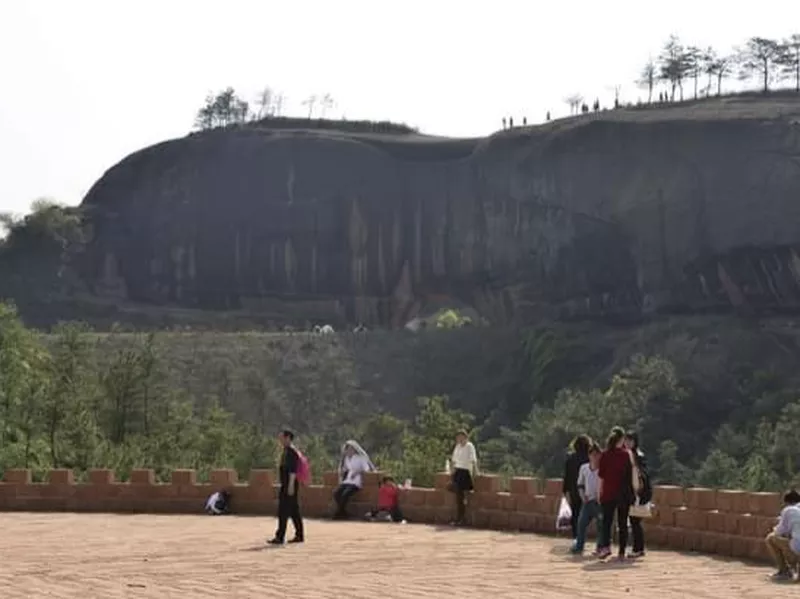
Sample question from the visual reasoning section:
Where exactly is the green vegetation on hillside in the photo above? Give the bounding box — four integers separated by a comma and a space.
1, 301, 799, 491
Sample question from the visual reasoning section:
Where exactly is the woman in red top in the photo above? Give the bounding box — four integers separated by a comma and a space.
597, 427, 635, 560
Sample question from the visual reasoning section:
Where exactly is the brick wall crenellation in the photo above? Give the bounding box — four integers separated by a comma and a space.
0, 469, 777, 563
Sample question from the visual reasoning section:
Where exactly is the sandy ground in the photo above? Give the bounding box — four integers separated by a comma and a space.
0, 512, 790, 598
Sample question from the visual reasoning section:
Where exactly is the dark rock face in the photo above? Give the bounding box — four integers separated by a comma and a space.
79, 98, 800, 326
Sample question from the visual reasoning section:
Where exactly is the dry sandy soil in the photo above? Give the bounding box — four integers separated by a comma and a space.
0, 512, 789, 598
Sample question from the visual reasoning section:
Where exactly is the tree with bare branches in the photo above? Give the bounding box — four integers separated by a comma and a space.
638, 59, 657, 103
737, 37, 784, 93
302, 95, 318, 118
779, 34, 800, 92
658, 35, 690, 101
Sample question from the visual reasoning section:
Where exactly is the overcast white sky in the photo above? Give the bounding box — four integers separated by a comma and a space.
1, 0, 798, 214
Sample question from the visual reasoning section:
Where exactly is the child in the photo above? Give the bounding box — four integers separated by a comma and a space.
365, 476, 405, 523
570, 443, 603, 554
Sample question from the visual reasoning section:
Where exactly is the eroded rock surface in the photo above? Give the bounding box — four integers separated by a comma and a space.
79, 96, 800, 326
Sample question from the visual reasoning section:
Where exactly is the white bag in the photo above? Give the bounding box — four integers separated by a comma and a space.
630, 502, 653, 519
556, 496, 572, 530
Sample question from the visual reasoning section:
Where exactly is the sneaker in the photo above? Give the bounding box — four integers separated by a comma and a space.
596, 548, 612, 560
769, 571, 793, 582
629, 551, 645, 559
287, 537, 304, 544
266, 537, 284, 546
568, 545, 583, 555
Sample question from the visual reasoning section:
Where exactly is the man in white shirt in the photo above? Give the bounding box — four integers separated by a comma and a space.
570, 443, 602, 554
765, 489, 800, 581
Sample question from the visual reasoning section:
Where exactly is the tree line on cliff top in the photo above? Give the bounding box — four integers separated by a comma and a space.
635, 34, 800, 103
192, 33, 800, 133
2, 301, 800, 492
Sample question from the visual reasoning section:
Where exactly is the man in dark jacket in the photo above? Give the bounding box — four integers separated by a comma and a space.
268, 429, 304, 545
562, 435, 591, 539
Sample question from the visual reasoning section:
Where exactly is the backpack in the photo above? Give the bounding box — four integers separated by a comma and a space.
295, 449, 311, 486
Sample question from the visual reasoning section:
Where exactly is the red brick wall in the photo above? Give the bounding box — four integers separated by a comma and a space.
0, 469, 777, 562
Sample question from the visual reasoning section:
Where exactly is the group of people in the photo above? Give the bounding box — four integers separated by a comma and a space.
265, 428, 480, 544
562, 427, 652, 560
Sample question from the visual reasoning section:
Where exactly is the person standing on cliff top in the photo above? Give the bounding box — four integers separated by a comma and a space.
268, 429, 304, 545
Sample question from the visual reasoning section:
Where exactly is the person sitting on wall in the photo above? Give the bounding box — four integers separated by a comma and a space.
204, 489, 231, 515
332, 440, 375, 520
765, 489, 800, 582
364, 476, 406, 523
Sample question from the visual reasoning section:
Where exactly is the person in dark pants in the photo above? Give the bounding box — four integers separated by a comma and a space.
562, 434, 592, 540
597, 427, 634, 560
449, 430, 478, 526
268, 429, 304, 545
625, 430, 652, 558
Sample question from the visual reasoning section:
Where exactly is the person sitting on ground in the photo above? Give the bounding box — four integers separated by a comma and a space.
204, 489, 231, 515
765, 488, 800, 582
332, 439, 375, 520
449, 429, 478, 526
570, 442, 602, 555
365, 476, 406, 523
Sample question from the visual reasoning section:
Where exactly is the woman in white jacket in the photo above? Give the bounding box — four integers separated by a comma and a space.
332, 440, 375, 520
449, 430, 478, 526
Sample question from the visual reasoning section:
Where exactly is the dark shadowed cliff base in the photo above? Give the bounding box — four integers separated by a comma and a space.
9, 94, 800, 329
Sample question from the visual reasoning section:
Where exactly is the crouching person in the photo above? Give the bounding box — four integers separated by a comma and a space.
365, 476, 406, 523
205, 489, 231, 515
765, 489, 800, 582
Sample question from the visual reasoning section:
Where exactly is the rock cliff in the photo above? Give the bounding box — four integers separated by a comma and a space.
78, 96, 800, 327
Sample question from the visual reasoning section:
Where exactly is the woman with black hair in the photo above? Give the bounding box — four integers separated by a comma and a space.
562, 434, 592, 540
625, 430, 652, 558
597, 427, 635, 560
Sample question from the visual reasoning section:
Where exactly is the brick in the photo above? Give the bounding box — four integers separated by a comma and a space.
130, 469, 155, 485
434, 472, 451, 490
539, 478, 559, 496
685, 488, 717, 511
425, 491, 446, 507
509, 477, 540, 495
665, 528, 685, 550
48, 469, 74, 485
474, 474, 500, 494
404, 489, 429, 506
706, 510, 727, 533
715, 489, 746, 513
209, 469, 237, 487
362, 471, 382, 488
674, 507, 702, 529
247, 469, 273, 487
496, 492, 517, 512
731, 536, 752, 558
748, 492, 781, 517
3, 469, 32, 484
645, 525, 667, 546
322, 471, 340, 488
472, 492, 499, 510
88, 469, 114, 485
655, 506, 675, 527
715, 533, 734, 556
488, 509, 510, 530
736, 514, 759, 538
171, 470, 197, 485
653, 485, 685, 507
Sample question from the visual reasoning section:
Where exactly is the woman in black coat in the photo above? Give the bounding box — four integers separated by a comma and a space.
624, 430, 652, 558
562, 434, 592, 539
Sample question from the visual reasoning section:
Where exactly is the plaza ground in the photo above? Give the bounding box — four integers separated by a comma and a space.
0, 512, 786, 598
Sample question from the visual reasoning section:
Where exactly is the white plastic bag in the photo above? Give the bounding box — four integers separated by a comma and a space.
556, 496, 572, 531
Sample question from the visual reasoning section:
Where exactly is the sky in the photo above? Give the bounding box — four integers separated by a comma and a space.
1, 0, 798, 215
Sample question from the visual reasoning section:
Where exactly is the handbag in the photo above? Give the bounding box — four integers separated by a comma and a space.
629, 502, 653, 519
